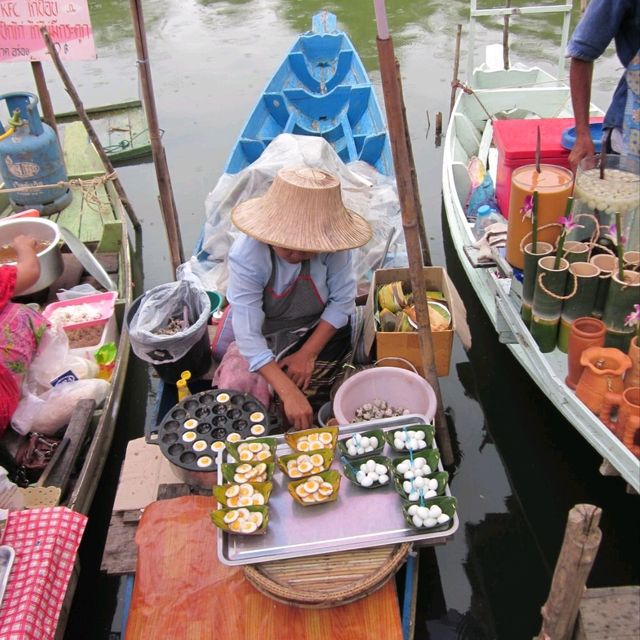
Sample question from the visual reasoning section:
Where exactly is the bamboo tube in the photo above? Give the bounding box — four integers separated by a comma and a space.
39, 27, 142, 231
30, 61, 59, 139
502, 0, 511, 71
374, 2, 454, 467
537, 504, 602, 640
449, 24, 462, 119
129, 0, 184, 274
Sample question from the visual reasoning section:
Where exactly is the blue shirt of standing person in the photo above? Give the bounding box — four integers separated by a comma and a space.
566, 0, 640, 168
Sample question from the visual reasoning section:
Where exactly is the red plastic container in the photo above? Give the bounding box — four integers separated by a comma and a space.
492, 117, 603, 218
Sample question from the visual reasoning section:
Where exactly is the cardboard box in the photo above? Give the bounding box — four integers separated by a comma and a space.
363, 267, 457, 377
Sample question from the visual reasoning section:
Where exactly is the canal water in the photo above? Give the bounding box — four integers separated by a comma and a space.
1, 1, 637, 638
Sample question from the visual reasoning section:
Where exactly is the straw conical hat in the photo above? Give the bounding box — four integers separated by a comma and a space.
231, 167, 372, 252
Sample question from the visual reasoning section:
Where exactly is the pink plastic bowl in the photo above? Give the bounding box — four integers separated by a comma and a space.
332, 366, 437, 425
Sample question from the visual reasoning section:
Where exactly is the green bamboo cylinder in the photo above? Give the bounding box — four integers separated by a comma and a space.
557, 262, 600, 353
562, 240, 590, 265
589, 254, 618, 318
602, 269, 640, 351
521, 241, 554, 326
531, 256, 570, 352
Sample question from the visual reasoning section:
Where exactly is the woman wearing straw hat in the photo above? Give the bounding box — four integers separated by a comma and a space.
218, 167, 372, 429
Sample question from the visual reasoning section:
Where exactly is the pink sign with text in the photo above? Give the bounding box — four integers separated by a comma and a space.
0, 0, 96, 62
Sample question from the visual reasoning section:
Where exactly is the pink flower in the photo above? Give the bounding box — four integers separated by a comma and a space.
607, 223, 627, 246
624, 304, 640, 328
520, 194, 533, 220
558, 216, 583, 233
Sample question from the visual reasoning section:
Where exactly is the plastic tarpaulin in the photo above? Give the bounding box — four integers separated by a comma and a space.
126, 496, 403, 640
179, 134, 408, 297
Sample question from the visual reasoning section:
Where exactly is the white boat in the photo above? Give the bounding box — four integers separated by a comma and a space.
442, 1, 639, 492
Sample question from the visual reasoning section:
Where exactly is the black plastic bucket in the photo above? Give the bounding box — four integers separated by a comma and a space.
126, 294, 212, 383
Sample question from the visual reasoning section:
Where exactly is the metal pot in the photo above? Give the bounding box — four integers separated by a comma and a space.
0, 217, 63, 294
169, 461, 218, 489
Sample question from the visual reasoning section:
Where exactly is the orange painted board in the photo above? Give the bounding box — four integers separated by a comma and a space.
126, 496, 403, 640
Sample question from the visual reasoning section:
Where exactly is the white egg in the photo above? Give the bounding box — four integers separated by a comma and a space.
429, 505, 442, 518
417, 441, 427, 450
424, 517, 438, 528
357, 446, 365, 454
404, 470, 415, 480
437, 513, 451, 524
408, 492, 419, 501
408, 438, 418, 450
425, 489, 437, 499
423, 465, 432, 475
397, 461, 410, 474
407, 505, 419, 516
414, 458, 426, 469
397, 431, 407, 441
370, 437, 378, 448
413, 476, 426, 488
412, 514, 424, 528
414, 468, 425, 478
365, 446, 373, 452
428, 478, 439, 490
360, 436, 370, 448
348, 445, 357, 457
366, 459, 376, 472
408, 431, 416, 438
403, 481, 412, 493
417, 506, 429, 520
415, 431, 426, 441
360, 476, 373, 487
356, 471, 365, 483
375, 464, 387, 476
378, 474, 389, 484
394, 438, 404, 450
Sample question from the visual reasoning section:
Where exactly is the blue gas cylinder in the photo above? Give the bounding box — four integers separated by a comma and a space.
0, 92, 72, 214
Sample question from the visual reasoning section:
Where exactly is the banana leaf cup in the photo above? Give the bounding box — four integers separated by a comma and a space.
225, 437, 278, 464
341, 455, 392, 489
384, 424, 435, 452
212, 481, 273, 507
288, 469, 341, 506
211, 505, 269, 535
285, 426, 338, 452
277, 449, 334, 479
221, 461, 275, 484
390, 449, 440, 479
337, 429, 385, 459
401, 496, 457, 533
392, 471, 448, 501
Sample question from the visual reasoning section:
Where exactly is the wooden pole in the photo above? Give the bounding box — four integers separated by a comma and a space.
449, 24, 462, 120
129, 0, 184, 275
30, 61, 59, 139
374, 3, 454, 467
395, 59, 431, 267
503, 0, 512, 71
537, 504, 602, 640
39, 28, 142, 231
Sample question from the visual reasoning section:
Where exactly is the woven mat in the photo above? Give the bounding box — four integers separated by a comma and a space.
126, 496, 403, 640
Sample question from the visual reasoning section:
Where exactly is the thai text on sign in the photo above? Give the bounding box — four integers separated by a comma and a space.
0, 0, 96, 62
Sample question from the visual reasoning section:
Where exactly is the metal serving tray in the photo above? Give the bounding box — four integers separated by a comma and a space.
217, 414, 459, 565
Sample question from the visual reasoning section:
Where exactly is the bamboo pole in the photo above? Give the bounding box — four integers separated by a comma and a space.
373, 0, 454, 466
129, 0, 184, 275
39, 27, 142, 231
30, 61, 59, 139
449, 24, 462, 120
503, 0, 511, 71
537, 504, 602, 640
395, 59, 431, 267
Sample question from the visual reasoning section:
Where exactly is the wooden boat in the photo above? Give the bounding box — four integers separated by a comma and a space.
0, 105, 134, 632
442, 2, 639, 491
55, 99, 151, 166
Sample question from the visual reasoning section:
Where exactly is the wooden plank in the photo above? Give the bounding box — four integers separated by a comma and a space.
100, 510, 139, 575
78, 183, 116, 244
95, 253, 120, 274
43, 399, 95, 492
96, 221, 123, 253
574, 586, 640, 640
60, 120, 104, 177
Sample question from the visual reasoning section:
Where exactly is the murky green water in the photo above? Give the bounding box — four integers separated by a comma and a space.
1, 1, 636, 638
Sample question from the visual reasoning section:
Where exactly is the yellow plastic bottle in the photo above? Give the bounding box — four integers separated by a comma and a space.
177, 370, 192, 400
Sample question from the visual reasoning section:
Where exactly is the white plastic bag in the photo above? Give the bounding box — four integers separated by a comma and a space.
56, 283, 102, 301
11, 379, 110, 436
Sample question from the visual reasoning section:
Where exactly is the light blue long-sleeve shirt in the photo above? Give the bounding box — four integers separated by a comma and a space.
226, 234, 356, 372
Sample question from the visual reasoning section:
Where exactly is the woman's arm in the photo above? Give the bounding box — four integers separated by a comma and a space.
259, 361, 313, 429
13, 235, 40, 295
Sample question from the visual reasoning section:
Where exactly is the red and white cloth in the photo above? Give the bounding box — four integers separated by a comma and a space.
0, 507, 87, 640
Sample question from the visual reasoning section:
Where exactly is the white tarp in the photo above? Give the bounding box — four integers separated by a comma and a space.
178, 133, 408, 296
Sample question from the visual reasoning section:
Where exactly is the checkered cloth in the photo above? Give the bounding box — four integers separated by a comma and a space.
0, 507, 87, 640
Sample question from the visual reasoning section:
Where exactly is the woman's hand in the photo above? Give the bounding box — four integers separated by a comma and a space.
281, 386, 313, 430
12, 235, 38, 255
279, 349, 316, 390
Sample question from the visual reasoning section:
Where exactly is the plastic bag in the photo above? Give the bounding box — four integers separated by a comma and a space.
128, 281, 211, 365
466, 157, 499, 219
56, 283, 102, 301
11, 378, 110, 436
24, 327, 99, 396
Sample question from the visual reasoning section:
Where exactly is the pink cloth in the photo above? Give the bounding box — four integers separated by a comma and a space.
212, 341, 272, 408
0, 507, 87, 640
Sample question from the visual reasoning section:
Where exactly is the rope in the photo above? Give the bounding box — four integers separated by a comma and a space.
451, 81, 495, 122
537, 270, 578, 301
519, 222, 562, 253
0, 172, 116, 195
102, 126, 154, 154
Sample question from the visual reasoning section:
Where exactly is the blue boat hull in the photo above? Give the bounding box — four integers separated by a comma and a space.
224, 11, 392, 176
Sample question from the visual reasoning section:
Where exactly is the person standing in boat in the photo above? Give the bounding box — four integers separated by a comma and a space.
215, 167, 372, 430
0, 235, 48, 434
566, 0, 640, 168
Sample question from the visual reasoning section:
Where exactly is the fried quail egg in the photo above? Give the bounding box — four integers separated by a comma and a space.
239, 451, 254, 462
240, 521, 258, 534
250, 512, 264, 527
248, 442, 264, 454
193, 440, 208, 452
309, 441, 324, 451
183, 419, 198, 430
297, 460, 313, 474
229, 520, 243, 532
227, 496, 239, 508
249, 412, 264, 423
182, 431, 197, 443
297, 440, 310, 452
211, 441, 226, 453
197, 456, 213, 468
238, 484, 254, 497
225, 485, 240, 498
251, 424, 266, 436
303, 480, 319, 494
223, 510, 239, 524
216, 393, 230, 403
318, 482, 334, 496
237, 496, 253, 507
295, 484, 309, 498
253, 494, 265, 505
256, 450, 271, 461
310, 454, 324, 467
227, 433, 241, 443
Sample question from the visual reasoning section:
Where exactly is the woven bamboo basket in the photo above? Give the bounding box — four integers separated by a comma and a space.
243, 543, 411, 608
